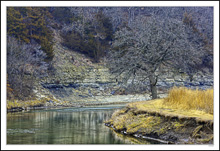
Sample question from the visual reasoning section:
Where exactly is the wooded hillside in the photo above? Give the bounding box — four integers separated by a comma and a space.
7, 7, 213, 101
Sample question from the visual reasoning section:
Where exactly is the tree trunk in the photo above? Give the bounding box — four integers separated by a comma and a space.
149, 73, 158, 99
189, 73, 194, 82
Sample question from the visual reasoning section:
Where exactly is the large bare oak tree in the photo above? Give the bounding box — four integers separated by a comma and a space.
107, 14, 208, 99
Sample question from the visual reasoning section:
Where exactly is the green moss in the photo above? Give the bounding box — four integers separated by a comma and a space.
172, 121, 185, 131
155, 126, 168, 135
115, 113, 162, 134
113, 112, 134, 130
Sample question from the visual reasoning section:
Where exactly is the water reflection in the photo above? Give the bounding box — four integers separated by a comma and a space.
7, 105, 151, 144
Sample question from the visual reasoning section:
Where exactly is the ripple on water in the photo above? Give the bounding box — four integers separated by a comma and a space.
45, 105, 125, 113
25, 104, 125, 113
7, 128, 38, 135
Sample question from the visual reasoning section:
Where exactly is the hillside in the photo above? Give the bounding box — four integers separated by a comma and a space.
29, 30, 151, 107
7, 28, 213, 111
6, 7, 213, 110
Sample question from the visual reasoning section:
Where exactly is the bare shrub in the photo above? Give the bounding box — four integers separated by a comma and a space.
7, 36, 48, 100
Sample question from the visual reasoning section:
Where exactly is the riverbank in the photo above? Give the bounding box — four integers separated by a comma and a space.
7, 94, 165, 112
105, 99, 213, 144
104, 88, 213, 144
7, 101, 128, 112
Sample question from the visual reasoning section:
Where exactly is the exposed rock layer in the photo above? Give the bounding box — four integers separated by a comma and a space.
34, 30, 213, 103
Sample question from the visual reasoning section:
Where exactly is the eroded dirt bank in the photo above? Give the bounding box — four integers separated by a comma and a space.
104, 102, 213, 144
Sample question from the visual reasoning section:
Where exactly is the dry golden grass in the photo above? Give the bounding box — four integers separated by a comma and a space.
6, 98, 52, 109
163, 87, 213, 114
128, 99, 213, 122
105, 87, 213, 144
127, 87, 213, 123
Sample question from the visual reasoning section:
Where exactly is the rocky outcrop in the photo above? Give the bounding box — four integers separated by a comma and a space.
33, 37, 125, 102
33, 30, 213, 103
36, 63, 213, 103
156, 71, 213, 94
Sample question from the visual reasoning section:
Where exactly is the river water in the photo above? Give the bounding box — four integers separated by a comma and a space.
7, 104, 154, 144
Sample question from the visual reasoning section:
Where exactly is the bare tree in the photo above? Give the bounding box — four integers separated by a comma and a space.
107, 14, 207, 99
7, 36, 48, 100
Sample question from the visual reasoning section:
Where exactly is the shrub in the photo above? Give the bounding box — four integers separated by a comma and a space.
7, 36, 48, 100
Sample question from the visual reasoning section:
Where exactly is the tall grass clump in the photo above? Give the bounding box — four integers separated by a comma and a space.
164, 87, 213, 114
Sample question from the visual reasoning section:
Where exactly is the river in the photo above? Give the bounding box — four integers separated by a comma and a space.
7, 104, 156, 144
